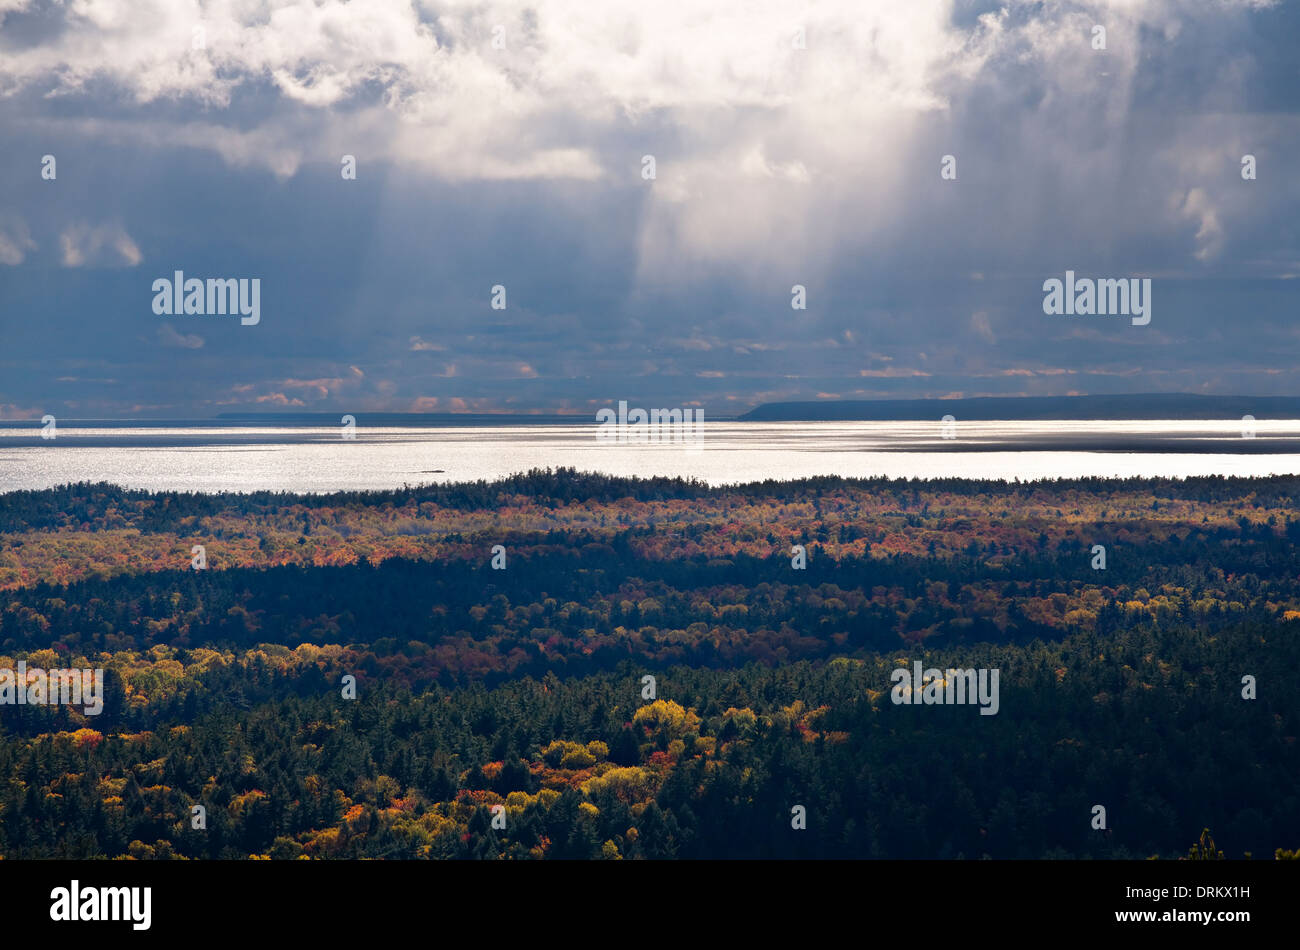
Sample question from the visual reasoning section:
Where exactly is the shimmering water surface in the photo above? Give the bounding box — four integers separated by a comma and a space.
2, 420, 1300, 493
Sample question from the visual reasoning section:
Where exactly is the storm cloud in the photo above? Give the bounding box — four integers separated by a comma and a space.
0, 0, 1296, 417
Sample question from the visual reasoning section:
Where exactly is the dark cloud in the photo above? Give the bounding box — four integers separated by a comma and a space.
0, 0, 1296, 417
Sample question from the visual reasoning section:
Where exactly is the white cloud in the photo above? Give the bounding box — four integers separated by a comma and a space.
59, 222, 142, 267
1178, 187, 1226, 262
2, 0, 1286, 280
157, 323, 204, 349
0, 215, 36, 265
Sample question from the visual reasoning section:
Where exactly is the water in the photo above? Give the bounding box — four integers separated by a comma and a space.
2, 420, 1300, 493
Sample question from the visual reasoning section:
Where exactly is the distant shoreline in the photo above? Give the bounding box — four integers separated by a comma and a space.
738, 393, 1300, 422
6, 467, 1300, 503
3, 393, 1298, 426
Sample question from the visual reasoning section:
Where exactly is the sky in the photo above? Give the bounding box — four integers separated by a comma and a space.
1, 0, 1298, 419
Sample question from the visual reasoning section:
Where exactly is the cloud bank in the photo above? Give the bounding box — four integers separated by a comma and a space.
0, 0, 1296, 416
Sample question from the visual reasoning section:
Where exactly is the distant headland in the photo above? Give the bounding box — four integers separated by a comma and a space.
737, 394, 1300, 422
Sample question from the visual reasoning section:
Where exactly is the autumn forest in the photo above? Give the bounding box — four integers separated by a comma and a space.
0, 470, 1296, 859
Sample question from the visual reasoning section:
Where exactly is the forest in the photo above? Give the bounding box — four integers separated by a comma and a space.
0, 470, 1296, 859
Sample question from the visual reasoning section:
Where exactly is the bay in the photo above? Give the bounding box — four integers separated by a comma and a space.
2, 419, 1300, 493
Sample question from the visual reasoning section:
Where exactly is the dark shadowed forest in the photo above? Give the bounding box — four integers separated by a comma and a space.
0, 470, 1296, 859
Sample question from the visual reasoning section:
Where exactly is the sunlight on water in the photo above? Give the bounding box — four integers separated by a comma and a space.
2, 420, 1300, 492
